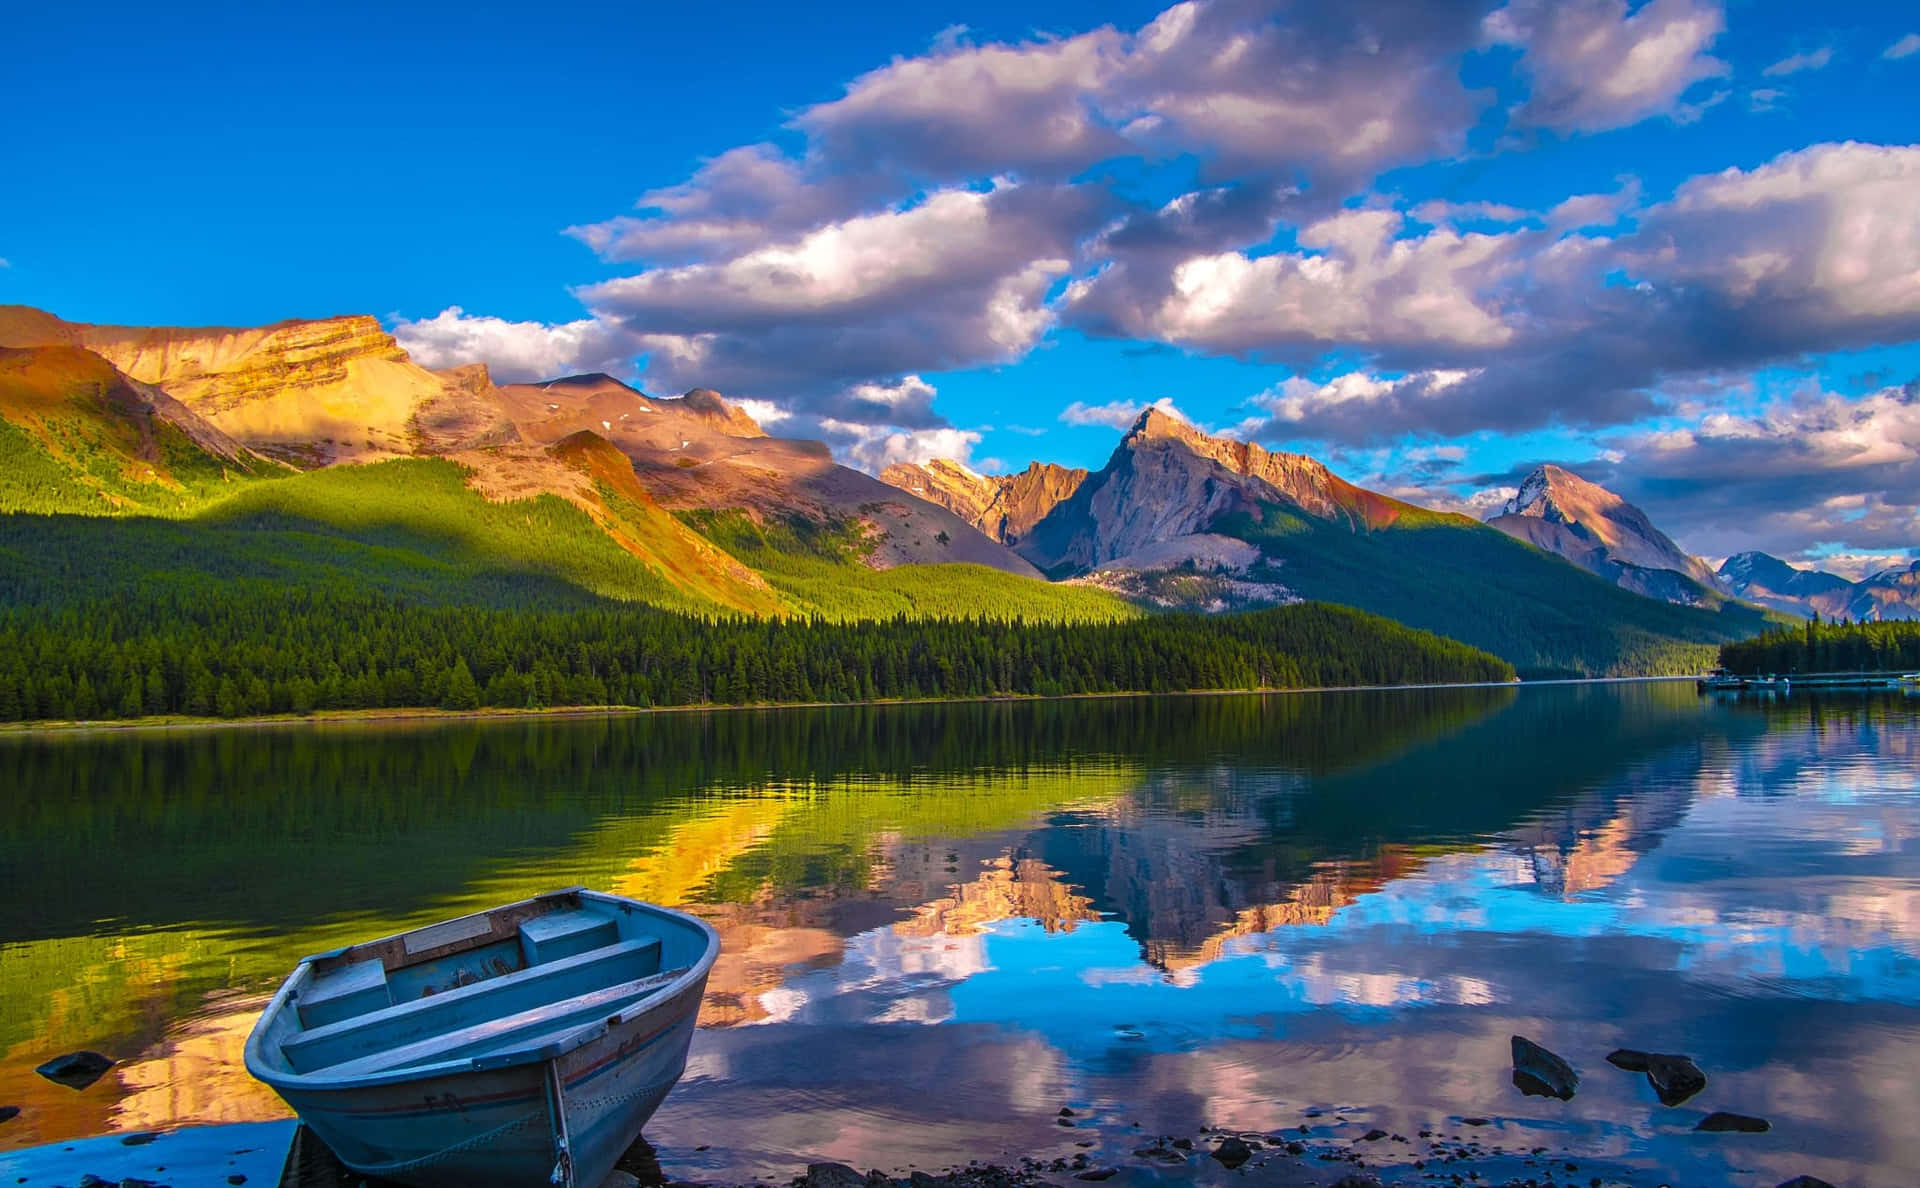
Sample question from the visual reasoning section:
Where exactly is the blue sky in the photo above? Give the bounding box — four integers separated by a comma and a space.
5, 0, 1919, 572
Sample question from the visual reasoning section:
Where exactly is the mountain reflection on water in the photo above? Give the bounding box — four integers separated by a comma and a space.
3, 685, 1918, 1185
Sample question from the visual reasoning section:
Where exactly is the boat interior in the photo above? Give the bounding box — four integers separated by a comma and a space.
255, 890, 704, 1081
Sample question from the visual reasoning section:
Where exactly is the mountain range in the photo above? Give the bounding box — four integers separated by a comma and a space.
1717, 551, 1920, 621
0, 303, 1798, 676
881, 408, 1775, 675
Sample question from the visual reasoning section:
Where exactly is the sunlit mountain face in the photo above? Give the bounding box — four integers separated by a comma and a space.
4, 685, 1918, 1184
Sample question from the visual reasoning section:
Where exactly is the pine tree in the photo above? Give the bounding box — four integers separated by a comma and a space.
443, 657, 481, 711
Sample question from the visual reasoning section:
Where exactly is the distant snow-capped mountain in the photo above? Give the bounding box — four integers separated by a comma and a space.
1719, 552, 1920, 621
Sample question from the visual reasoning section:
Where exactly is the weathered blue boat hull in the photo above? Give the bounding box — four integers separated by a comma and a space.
245, 890, 717, 1188
279, 983, 702, 1186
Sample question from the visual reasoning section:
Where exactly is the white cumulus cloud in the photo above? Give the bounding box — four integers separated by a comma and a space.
575, 183, 1100, 403
391, 307, 637, 384
1059, 396, 1186, 429
1486, 0, 1728, 134
823, 422, 985, 474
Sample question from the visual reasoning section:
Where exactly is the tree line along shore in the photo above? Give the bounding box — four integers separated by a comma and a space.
0, 588, 1513, 725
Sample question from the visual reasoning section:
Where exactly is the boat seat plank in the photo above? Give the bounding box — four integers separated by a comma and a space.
297, 958, 391, 1030
312, 968, 687, 1078
519, 909, 620, 966
283, 935, 660, 1074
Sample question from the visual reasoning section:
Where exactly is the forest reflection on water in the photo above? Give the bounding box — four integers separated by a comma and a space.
2, 683, 1918, 1186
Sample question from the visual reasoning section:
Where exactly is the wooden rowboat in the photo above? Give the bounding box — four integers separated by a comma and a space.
244, 888, 719, 1188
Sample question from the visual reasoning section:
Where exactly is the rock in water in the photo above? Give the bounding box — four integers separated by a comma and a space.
1605, 1049, 1652, 1071
1211, 1136, 1252, 1169
803, 1164, 868, 1188
1644, 1054, 1707, 1106
1775, 1178, 1837, 1188
1510, 1035, 1578, 1100
34, 1051, 114, 1090
1697, 1111, 1770, 1133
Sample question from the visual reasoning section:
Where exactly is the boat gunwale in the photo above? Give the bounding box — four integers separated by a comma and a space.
242, 889, 719, 1095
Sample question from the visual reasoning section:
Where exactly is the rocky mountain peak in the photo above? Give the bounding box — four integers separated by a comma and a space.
1122, 405, 1220, 453
1501, 464, 1622, 522
1107, 409, 1393, 529
1485, 463, 1721, 601
1718, 551, 1789, 587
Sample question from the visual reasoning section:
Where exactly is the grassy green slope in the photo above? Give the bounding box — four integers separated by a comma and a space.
681, 508, 1140, 624
200, 459, 730, 612
1, 459, 732, 615
0, 346, 272, 515
1217, 505, 1777, 678
2, 461, 1141, 625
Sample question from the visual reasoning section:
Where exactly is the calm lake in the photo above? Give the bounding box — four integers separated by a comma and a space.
3, 683, 1918, 1186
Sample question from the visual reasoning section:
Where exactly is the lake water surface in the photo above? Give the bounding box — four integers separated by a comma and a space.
2, 683, 1917, 1187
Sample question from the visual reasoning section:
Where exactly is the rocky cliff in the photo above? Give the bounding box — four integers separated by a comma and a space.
0, 306, 445, 465
1484, 464, 1723, 605
879, 458, 1087, 546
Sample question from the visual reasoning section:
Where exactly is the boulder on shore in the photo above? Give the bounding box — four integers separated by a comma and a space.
1210, 1136, 1252, 1169
1510, 1035, 1578, 1100
803, 1163, 869, 1188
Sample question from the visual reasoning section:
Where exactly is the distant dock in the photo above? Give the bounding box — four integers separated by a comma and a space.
1697, 669, 1918, 694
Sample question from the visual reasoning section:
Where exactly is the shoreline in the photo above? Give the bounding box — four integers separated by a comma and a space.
0, 1113, 1805, 1188
0, 675, 1694, 739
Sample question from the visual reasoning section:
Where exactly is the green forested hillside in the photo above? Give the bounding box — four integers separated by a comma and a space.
0, 590, 1511, 723
0, 461, 724, 616
0, 459, 1136, 624
1216, 506, 1777, 678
